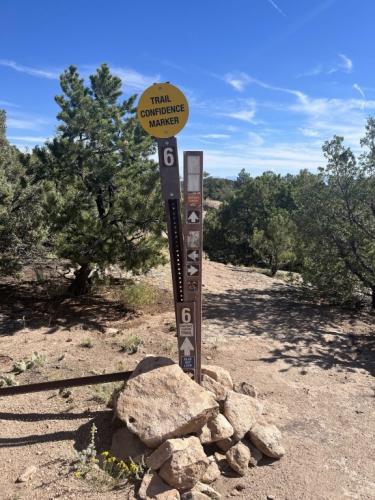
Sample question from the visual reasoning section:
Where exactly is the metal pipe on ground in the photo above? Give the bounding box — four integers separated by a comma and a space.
0, 370, 133, 397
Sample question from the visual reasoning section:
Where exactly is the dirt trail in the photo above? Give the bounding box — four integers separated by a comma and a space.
0, 260, 374, 499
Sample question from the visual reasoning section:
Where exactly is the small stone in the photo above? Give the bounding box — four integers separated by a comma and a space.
182, 483, 221, 500
159, 436, 209, 490
201, 365, 233, 390
201, 375, 228, 402
111, 427, 151, 464
226, 442, 250, 476
106, 327, 119, 335
138, 473, 180, 499
16, 465, 37, 483
216, 436, 237, 452
201, 457, 221, 484
249, 423, 285, 459
224, 391, 263, 440
147, 437, 193, 471
233, 382, 257, 398
199, 414, 234, 444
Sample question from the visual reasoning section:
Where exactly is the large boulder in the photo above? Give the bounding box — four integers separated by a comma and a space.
248, 422, 285, 459
110, 427, 151, 464
159, 436, 209, 490
201, 365, 233, 390
198, 414, 234, 444
226, 442, 250, 476
138, 473, 180, 499
116, 357, 218, 448
223, 391, 263, 440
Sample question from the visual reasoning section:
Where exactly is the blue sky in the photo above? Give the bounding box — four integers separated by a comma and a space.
1, 0, 375, 177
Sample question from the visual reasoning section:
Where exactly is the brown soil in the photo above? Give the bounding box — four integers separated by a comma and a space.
0, 260, 374, 499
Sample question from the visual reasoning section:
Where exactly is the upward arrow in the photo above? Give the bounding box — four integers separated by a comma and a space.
180, 338, 194, 356
188, 211, 199, 223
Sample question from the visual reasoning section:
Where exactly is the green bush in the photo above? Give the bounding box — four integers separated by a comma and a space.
122, 280, 157, 310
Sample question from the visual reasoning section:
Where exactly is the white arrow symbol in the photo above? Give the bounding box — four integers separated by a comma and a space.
188, 211, 199, 223
180, 338, 194, 355
188, 250, 199, 261
187, 265, 198, 276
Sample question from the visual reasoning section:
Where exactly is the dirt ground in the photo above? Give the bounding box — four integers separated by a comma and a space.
0, 260, 374, 500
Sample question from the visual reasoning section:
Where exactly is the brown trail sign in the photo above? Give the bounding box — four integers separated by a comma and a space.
138, 82, 203, 382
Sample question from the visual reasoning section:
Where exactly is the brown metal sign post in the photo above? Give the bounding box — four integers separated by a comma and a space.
157, 138, 199, 381
137, 82, 203, 382
183, 152, 203, 383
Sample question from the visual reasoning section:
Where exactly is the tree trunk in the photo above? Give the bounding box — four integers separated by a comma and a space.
372, 286, 375, 309
68, 264, 92, 296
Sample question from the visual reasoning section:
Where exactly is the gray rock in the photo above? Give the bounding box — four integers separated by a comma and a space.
201, 456, 221, 484
233, 381, 257, 398
182, 483, 221, 500
224, 391, 263, 440
16, 465, 37, 483
248, 422, 285, 459
138, 473, 180, 499
226, 442, 250, 476
201, 375, 228, 402
116, 356, 218, 448
159, 436, 209, 490
148, 437, 194, 471
201, 365, 233, 390
199, 414, 234, 444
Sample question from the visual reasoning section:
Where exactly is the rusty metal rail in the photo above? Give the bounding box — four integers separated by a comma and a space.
0, 370, 133, 397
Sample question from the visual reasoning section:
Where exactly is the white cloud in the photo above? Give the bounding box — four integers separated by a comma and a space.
299, 128, 320, 137
266, 0, 287, 17
8, 135, 47, 143
110, 67, 160, 91
0, 100, 19, 108
353, 83, 366, 99
201, 134, 231, 139
224, 73, 249, 92
204, 141, 323, 175
338, 53, 353, 72
217, 98, 258, 123
0, 59, 60, 79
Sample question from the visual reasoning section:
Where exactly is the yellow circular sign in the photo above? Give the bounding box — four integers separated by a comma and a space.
137, 83, 189, 138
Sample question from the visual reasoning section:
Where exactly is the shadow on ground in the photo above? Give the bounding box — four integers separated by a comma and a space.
203, 285, 375, 376
0, 280, 172, 337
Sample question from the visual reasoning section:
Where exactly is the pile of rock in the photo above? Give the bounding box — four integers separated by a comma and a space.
112, 356, 285, 499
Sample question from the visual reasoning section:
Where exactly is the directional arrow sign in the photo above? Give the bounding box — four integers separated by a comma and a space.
187, 265, 199, 276
187, 210, 200, 223
180, 337, 194, 356
187, 250, 199, 262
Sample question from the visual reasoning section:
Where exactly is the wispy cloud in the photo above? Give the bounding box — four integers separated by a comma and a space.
201, 133, 231, 139
0, 59, 60, 79
266, 0, 287, 17
224, 73, 249, 92
299, 128, 320, 137
221, 99, 257, 123
109, 66, 160, 92
338, 53, 353, 72
8, 135, 47, 143
353, 83, 365, 99
297, 53, 353, 78
0, 100, 19, 108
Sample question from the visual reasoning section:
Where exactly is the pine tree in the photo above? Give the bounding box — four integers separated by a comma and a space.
35, 65, 165, 295
0, 110, 45, 274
